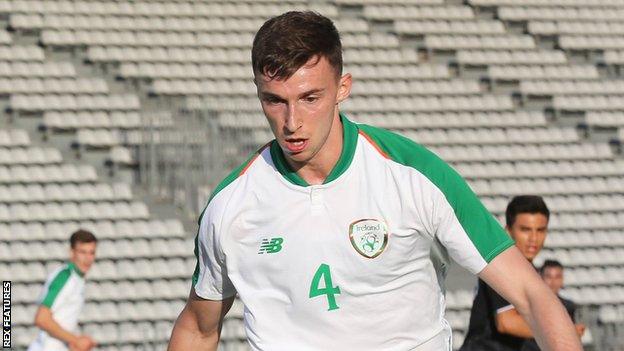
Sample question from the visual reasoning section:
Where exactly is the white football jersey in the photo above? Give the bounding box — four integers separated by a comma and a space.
29, 262, 85, 351
193, 114, 513, 350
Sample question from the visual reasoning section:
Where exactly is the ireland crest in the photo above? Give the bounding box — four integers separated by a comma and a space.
349, 219, 389, 258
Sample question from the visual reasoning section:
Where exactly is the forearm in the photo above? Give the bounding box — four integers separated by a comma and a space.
168, 306, 220, 351
519, 285, 581, 351
496, 310, 533, 338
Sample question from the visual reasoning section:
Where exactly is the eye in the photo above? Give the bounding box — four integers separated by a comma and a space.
303, 96, 319, 103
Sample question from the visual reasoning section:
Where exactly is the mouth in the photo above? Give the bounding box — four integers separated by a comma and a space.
284, 138, 308, 154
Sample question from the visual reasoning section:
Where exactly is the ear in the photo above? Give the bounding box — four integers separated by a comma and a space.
336, 73, 352, 104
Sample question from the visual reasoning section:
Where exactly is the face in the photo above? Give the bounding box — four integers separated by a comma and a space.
70, 241, 97, 274
506, 213, 548, 262
542, 266, 564, 294
255, 56, 352, 170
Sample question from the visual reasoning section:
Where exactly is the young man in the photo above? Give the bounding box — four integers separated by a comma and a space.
169, 12, 581, 351
28, 230, 97, 351
461, 196, 582, 351
522, 260, 586, 351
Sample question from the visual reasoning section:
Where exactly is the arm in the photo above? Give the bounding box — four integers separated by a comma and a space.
479, 246, 582, 351
495, 308, 533, 338
168, 288, 235, 351
34, 306, 95, 351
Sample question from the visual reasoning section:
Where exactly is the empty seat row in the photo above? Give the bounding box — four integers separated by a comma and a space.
338, 0, 444, 4
0, 147, 62, 165
152, 79, 256, 96
82, 321, 175, 345
546, 230, 624, 249
43, 111, 163, 130
2, 258, 194, 283
0, 163, 98, 183
425, 34, 535, 50
342, 95, 513, 112
81, 299, 185, 322
0, 201, 149, 222
42, 30, 255, 48
0, 129, 29, 146
343, 48, 419, 64
0, 182, 132, 203
0, 61, 75, 77
454, 159, 624, 179
0, 218, 185, 242
432, 142, 612, 162
89, 46, 251, 64
0, 77, 108, 94
0, 45, 44, 61
0, 1, 327, 17
120, 62, 252, 79
488, 65, 599, 80
88, 257, 195, 280
481, 194, 624, 213
351, 110, 547, 129
351, 79, 481, 96
471, 176, 624, 196
563, 266, 624, 287
10, 94, 141, 111
529, 21, 624, 35
562, 286, 624, 305
445, 289, 474, 310
554, 95, 624, 111
547, 212, 624, 230
43, 30, 388, 49
598, 305, 624, 323
604, 50, 624, 64
395, 20, 505, 35
560, 36, 624, 50
472, 0, 624, 6
405, 127, 578, 145
86, 279, 189, 301
95, 238, 190, 259
521, 80, 624, 95
363, 5, 474, 20
456, 50, 567, 65
344, 64, 450, 79
499, 6, 624, 21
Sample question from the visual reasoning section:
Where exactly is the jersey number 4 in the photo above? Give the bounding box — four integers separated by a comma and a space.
309, 263, 340, 311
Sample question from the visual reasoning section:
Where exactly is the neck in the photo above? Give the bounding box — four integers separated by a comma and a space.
286, 112, 344, 185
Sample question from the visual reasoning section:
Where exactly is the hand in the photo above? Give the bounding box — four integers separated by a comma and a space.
575, 323, 586, 337
69, 335, 96, 351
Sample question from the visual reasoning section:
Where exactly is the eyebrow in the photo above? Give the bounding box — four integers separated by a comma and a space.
259, 88, 325, 100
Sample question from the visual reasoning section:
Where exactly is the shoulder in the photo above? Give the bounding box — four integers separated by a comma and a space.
198, 142, 272, 226
357, 123, 468, 195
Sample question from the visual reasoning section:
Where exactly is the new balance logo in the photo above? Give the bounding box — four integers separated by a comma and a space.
258, 237, 284, 254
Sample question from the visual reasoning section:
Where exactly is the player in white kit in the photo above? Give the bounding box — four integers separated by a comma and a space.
168, 11, 582, 351
28, 230, 97, 351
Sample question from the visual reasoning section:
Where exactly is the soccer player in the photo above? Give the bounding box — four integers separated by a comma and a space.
460, 196, 581, 351
168, 11, 581, 351
28, 229, 97, 351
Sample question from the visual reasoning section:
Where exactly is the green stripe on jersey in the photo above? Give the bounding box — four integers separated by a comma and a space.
192, 143, 269, 286
41, 265, 71, 307
358, 124, 514, 263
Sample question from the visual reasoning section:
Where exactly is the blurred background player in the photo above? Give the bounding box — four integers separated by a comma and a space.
27, 230, 97, 351
521, 260, 586, 351
461, 195, 554, 350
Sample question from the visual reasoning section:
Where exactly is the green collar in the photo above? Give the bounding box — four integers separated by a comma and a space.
270, 112, 358, 187
68, 262, 85, 277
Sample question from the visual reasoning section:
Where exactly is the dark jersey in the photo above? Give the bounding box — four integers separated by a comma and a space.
521, 296, 577, 351
459, 279, 525, 351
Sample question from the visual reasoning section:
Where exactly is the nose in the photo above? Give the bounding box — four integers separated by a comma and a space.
284, 104, 300, 133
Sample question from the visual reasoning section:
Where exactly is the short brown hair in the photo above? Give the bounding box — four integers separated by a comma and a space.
70, 229, 97, 248
252, 11, 343, 80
